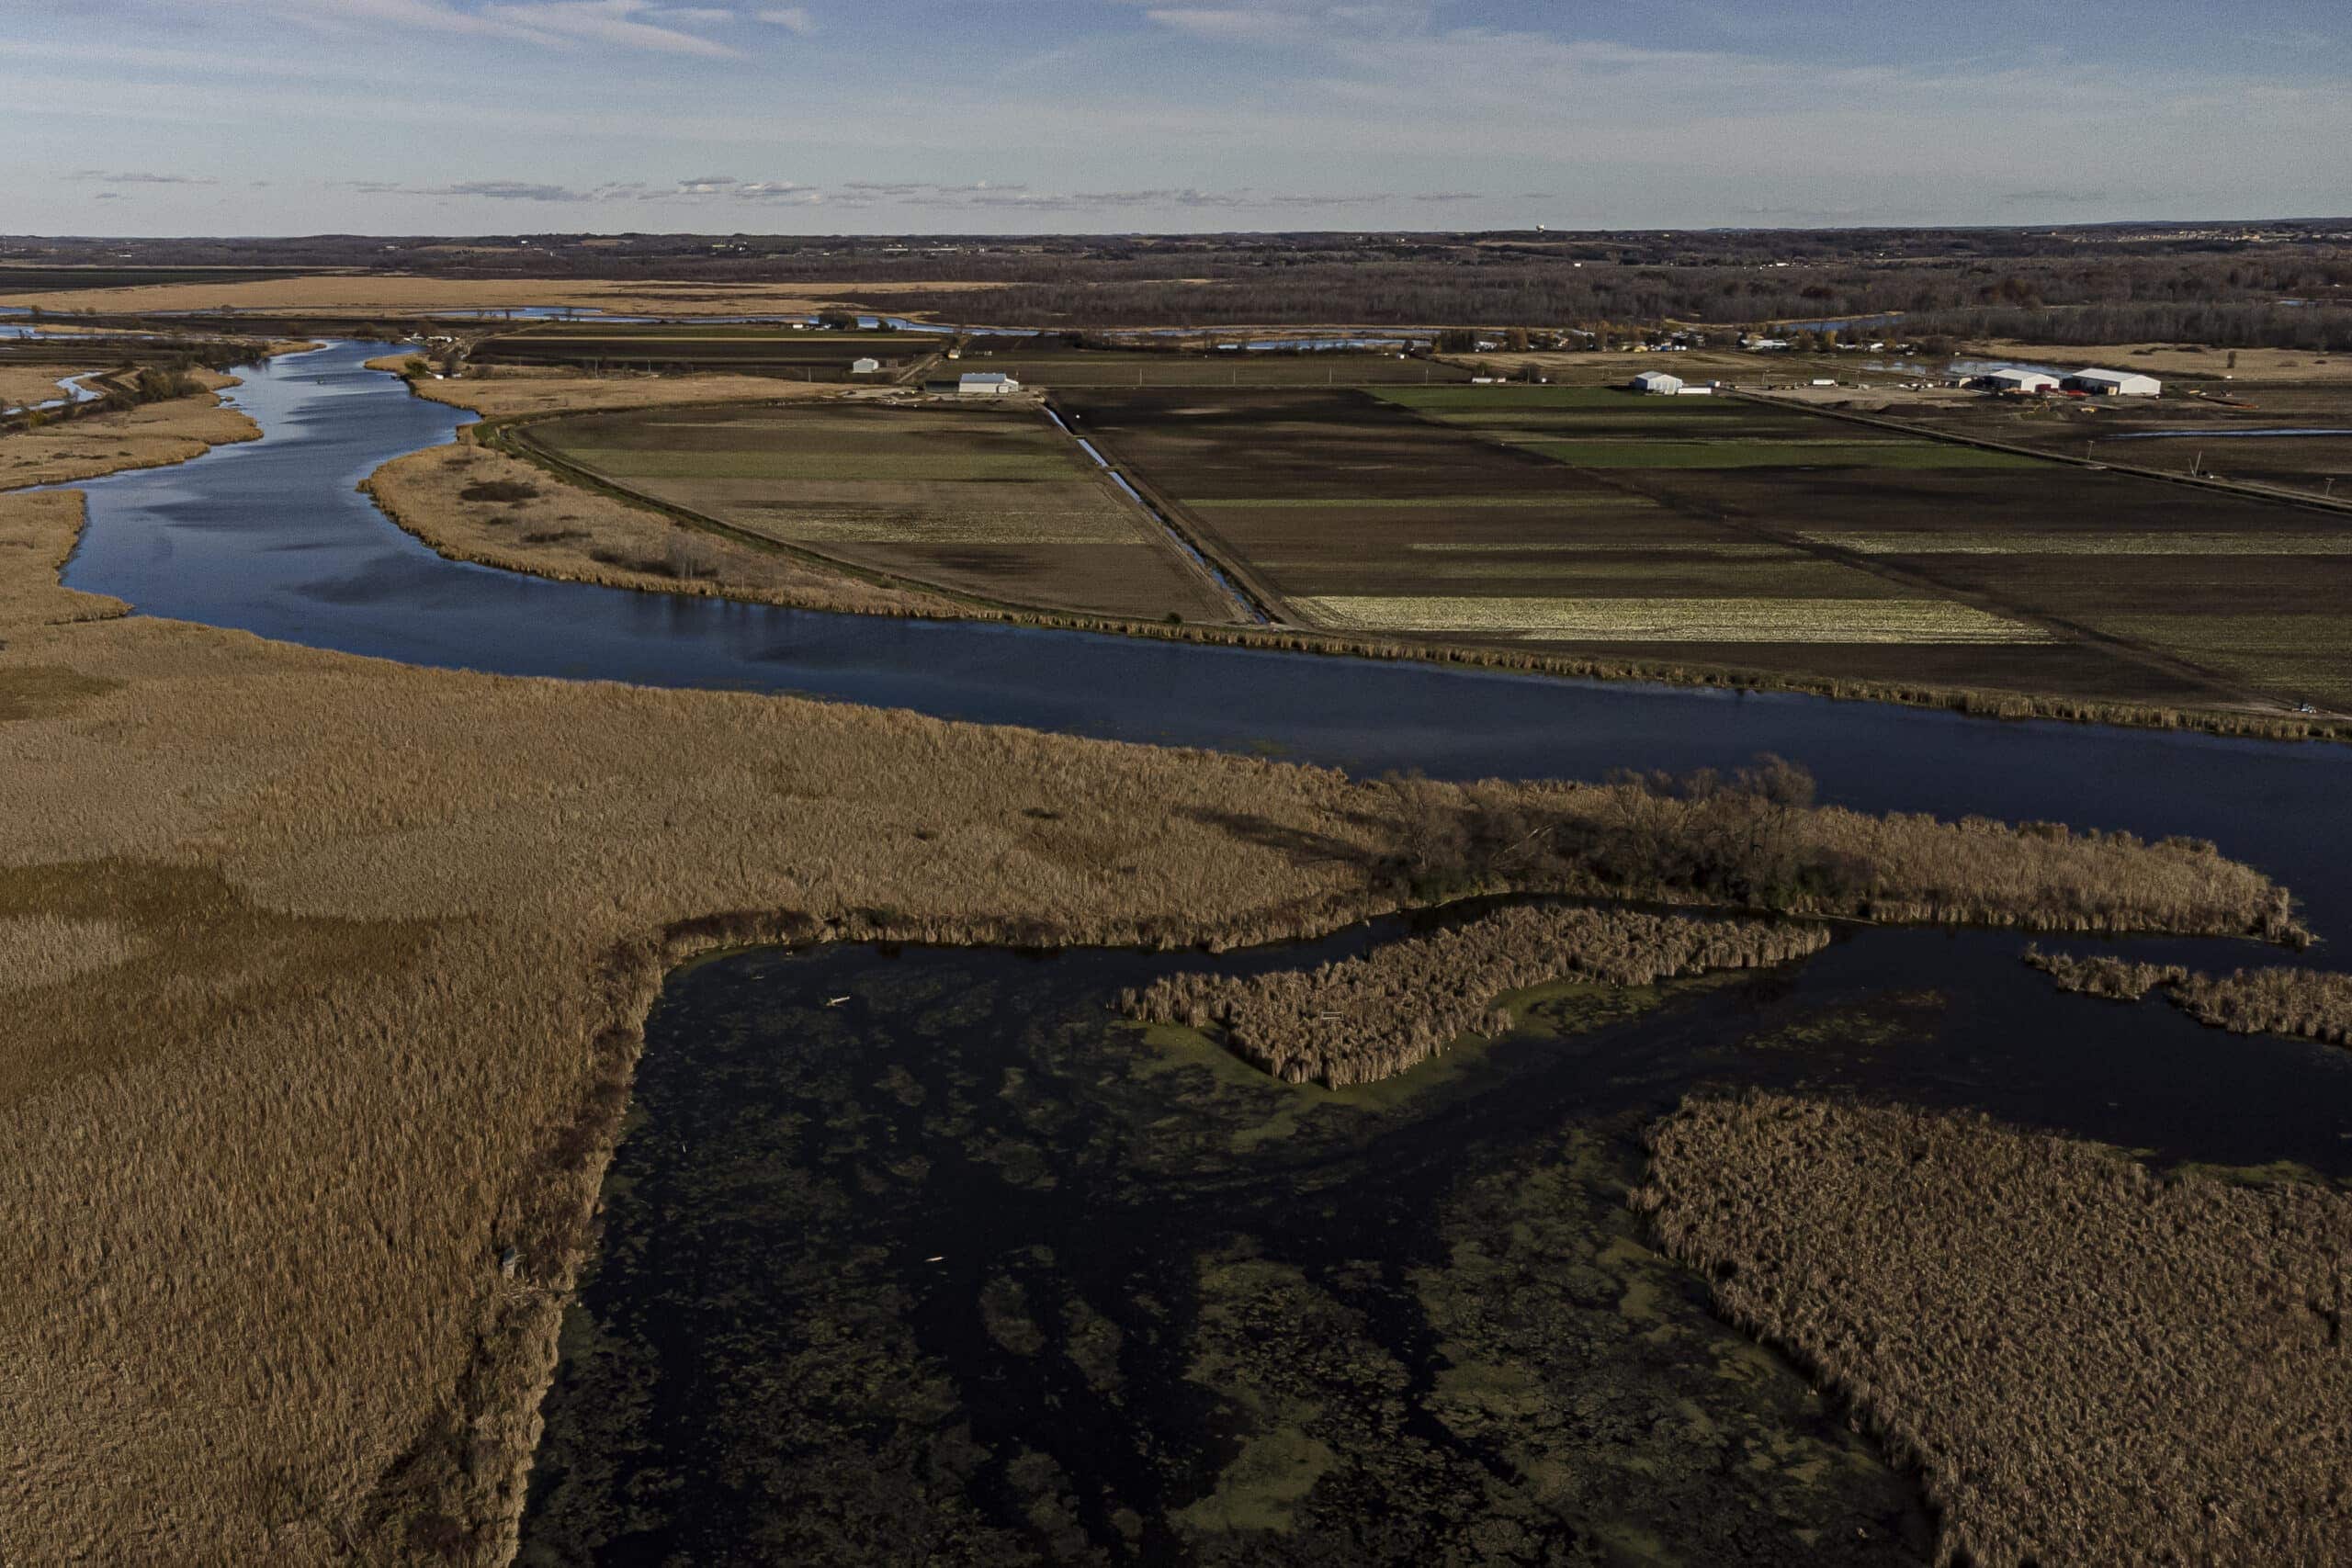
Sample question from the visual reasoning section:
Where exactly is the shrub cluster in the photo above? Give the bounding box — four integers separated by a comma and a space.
1120, 904, 1829, 1086
1379, 759, 2306, 945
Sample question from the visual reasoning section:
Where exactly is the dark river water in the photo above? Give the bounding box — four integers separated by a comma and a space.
50, 340, 2352, 1562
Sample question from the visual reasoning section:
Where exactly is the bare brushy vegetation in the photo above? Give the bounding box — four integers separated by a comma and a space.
1374, 758, 2304, 944
2025, 945, 2352, 1045
1635, 1093, 2352, 1567
1120, 904, 1830, 1085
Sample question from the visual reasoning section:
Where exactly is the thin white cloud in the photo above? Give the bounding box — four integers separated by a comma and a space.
757, 6, 816, 35
481, 0, 740, 56
68, 169, 220, 185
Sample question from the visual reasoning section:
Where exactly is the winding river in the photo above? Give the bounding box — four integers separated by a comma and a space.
46, 338, 2352, 1562
57, 339, 2352, 933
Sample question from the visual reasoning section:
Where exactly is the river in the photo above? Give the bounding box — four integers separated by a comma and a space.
57, 339, 2352, 934
48, 339, 2352, 1561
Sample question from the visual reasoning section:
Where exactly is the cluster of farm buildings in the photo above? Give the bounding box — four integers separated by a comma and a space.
1627, 370, 1717, 396
1973, 367, 2163, 397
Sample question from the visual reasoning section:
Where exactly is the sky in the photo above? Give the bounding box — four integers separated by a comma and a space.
5, 0, 2349, 235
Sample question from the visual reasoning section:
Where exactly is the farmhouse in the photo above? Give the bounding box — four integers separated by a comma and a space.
1631, 370, 1683, 395
849, 356, 881, 376
2064, 368, 2162, 397
1982, 367, 2060, 394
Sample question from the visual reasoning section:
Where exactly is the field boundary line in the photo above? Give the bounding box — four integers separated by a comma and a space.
1738, 390, 2352, 519
364, 389, 2352, 746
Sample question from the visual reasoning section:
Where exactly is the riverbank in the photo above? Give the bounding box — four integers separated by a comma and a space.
1, 390, 2321, 1566
0, 370, 256, 488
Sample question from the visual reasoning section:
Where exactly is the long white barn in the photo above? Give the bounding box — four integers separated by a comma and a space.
2064, 367, 2162, 396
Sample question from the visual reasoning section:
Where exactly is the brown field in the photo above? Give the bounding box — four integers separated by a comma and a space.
1886, 374, 2352, 502
1063, 383, 2352, 714
362, 440, 960, 618
0, 274, 1006, 319
0, 393, 2317, 1566
1980, 339, 2352, 385
524, 400, 1243, 621
1637, 1094, 2352, 1566
470, 327, 942, 378
0, 372, 256, 489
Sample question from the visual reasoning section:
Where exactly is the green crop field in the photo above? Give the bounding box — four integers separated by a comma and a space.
1520, 439, 2043, 470
527, 403, 1240, 623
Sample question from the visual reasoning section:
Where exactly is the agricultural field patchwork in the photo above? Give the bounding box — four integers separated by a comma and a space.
526, 403, 1239, 621
473, 326, 941, 378
1065, 385, 2352, 712
1881, 376, 2352, 499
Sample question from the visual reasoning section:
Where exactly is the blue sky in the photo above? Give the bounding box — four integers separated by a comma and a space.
6, 1, 2348, 234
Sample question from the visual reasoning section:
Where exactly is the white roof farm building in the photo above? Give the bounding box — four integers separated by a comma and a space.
924, 371, 1023, 395
1630, 370, 1683, 395
1982, 368, 2059, 394
2064, 368, 2161, 396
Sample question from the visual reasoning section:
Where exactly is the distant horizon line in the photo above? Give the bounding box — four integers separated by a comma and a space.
6, 217, 2352, 247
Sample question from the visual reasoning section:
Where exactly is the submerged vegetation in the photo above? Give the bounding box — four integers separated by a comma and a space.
1121, 904, 1829, 1085
2024, 945, 2352, 1045
1635, 1093, 2352, 1567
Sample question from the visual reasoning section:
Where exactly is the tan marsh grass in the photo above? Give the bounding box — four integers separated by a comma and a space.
1636, 1093, 2352, 1566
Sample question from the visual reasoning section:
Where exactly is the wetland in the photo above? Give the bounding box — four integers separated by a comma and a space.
518, 919, 2352, 1563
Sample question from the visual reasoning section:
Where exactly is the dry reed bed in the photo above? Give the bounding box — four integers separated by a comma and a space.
368, 355, 842, 418
0, 464, 2313, 1560
1120, 904, 1830, 1085
2025, 945, 2352, 1044
362, 441, 959, 617
1634, 1093, 2352, 1566
0, 375, 256, 489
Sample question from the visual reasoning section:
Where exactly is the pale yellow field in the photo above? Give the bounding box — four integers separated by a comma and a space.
1807, 531, 2352, 556
364, 355, 837, 418
1983, 341, 2350, 384
0, 367, 97, 412
1294, 594, 2054, 643
0, 374, 255, 489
